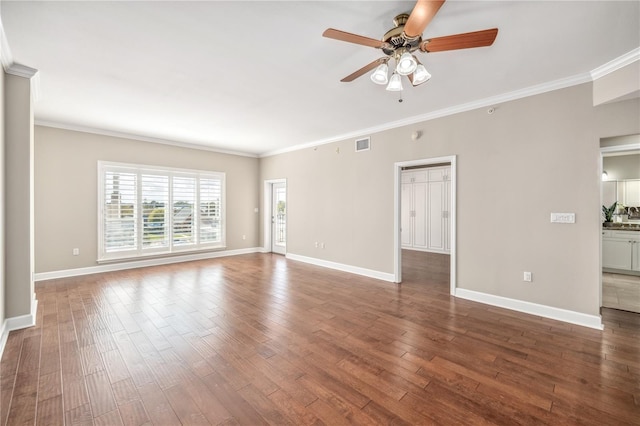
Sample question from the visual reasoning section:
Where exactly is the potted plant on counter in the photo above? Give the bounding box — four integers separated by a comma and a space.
602, 201, 617, 227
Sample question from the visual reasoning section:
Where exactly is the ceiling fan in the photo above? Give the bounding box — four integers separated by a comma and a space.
322, 0, 498, 91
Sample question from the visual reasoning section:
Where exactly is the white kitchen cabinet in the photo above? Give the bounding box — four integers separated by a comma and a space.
602, 230, 640, 272
602, 181, 618, 207
602, 179, 640, 208
402, 170, 428, 249
401, 166, 450, 253
623, 180, 640, 206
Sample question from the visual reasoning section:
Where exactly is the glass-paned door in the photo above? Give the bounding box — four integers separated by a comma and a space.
272, 182, 286, 254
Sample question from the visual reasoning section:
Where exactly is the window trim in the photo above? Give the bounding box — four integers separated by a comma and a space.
97, 161, 226, 262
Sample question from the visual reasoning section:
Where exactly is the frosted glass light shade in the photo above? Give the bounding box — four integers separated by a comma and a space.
370, 63, 389, 85
396, 52, 417, 75
412, 64, 431, 85
386, 73, 403, 91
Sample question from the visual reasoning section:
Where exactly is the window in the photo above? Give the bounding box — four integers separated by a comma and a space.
98, 161, 225, 261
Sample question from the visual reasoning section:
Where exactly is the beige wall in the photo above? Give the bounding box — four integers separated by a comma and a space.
34, 126, 260, 273
260, 83, 640, 317
603, 153, 640, 180
601, 133, 640, 148
593, 61, 640, 106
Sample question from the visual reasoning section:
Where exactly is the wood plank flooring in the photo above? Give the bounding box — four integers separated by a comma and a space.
1, 251, 639, 425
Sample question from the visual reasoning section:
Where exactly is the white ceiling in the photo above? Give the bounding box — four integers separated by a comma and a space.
1, 1, 639, 156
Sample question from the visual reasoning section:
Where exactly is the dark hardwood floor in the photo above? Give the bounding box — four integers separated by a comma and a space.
1, 251, 639, 425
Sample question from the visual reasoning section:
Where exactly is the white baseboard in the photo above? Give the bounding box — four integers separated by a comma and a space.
34, 247, 263, 281
0, 295, 38, 360
0, 320, 7, 361
286, 253, 395, 282
455, 288, 603, 330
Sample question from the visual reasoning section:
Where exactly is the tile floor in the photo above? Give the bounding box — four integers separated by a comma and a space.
602, 272, 640, 313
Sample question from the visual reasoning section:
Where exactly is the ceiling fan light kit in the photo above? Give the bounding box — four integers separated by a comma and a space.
370, 62, 390, 85
323, 0, 497, 94
386, 73, 404, 91
412, 63, 431, 86
396, 50, 418, 75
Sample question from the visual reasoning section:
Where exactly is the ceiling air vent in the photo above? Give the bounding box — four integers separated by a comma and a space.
355, 137, 370, 152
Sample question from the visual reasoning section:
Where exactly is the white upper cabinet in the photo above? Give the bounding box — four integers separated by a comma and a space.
623, 180, 640, 206
602, 181, 617, 207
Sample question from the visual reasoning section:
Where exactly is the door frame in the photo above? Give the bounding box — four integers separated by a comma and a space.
393, 155, 457, 295
599, 140, 640, 308
263, 178, 287, 254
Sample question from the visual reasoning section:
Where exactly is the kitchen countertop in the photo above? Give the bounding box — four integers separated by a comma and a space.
603, 224, 640, 231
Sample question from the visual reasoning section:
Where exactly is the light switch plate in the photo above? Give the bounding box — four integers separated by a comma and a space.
550, 213, 575, 223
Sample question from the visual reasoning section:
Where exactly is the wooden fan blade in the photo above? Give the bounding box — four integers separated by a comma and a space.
404, 0, 446, 38
323, 28, 385, 49
340, 58, 387, 82
421, 28, 498, 52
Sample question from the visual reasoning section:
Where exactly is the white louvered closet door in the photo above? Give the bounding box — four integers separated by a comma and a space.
401, 170, 428, 250
401, 183, 413, 247
412, 182, 428, 249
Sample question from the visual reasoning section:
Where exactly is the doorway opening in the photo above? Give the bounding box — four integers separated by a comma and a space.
264, 179, 287, 255
394, 156, 456, 294
600, 136, 640, 314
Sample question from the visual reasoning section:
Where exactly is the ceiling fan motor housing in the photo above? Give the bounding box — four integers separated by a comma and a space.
382, 14, 423, 57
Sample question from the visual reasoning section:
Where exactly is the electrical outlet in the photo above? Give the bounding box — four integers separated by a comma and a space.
321, 242, 325, 249
72, 248, 80, 256
523, 271, 532, 282
242, 235, 246, 240
315, 242, 318, 248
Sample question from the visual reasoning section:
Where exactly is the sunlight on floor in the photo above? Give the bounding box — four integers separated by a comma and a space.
603, 272, 640, 313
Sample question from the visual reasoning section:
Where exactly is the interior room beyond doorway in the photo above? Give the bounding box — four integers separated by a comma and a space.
398, 160, 453, 289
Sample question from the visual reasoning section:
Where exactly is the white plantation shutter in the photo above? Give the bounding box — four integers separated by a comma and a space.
199, 177, 222, 243
141, 174, 169, 250
172, 176, 196, 246
103, 169, 137, 254
98, 162, 225, 261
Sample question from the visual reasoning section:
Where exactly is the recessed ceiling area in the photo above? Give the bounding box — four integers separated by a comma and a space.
1, 1, 639, 156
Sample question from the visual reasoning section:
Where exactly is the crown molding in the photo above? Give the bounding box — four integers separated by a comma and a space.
5, 62, 38, 78
591, 47, 640, 81
261, 49, 639, 158
260, 71, 593, 158
35, 120, 259, 158
1, 13, 41, 102
4, 62, 41, 102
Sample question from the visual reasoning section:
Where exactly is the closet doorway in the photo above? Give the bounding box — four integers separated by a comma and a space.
394, 156, 456, 294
